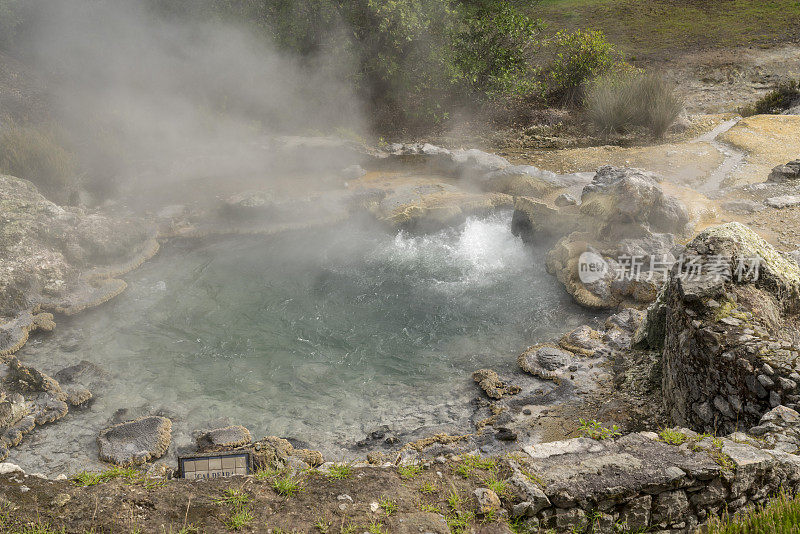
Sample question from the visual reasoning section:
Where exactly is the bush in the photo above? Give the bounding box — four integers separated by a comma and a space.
455, 1, 543, 101
146, 0, 543, 133
0, 124, 78, 202
742, 79, 800, 116
585, 71, 683, 138
544, 29, 618, 106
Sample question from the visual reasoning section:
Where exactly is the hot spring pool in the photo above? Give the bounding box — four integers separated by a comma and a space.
10, 212, 590, 474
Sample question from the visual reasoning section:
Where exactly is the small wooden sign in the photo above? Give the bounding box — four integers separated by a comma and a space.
179, 452, 251, 479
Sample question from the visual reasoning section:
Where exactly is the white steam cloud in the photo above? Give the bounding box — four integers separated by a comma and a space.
19, 0, 363, 195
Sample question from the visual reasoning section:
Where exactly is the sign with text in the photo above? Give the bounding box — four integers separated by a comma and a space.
179, 452, 250, 479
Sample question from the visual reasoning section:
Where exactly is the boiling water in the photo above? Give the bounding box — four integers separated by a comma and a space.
10, 212, 588, 474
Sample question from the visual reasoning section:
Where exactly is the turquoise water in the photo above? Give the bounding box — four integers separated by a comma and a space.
11, 212, 588, 474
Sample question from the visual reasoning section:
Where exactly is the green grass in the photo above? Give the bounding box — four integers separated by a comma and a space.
214, 489, 251, 508
272, 474, 303, 497
397, 464, 423, 480
418, 482, 438, 494
485, 478, 510, 498
223, 507, 253, 531
378, 496, 398, 516
658, 428, 689, 445
578, 419, 621, 440
454, 454, 496, 479
534, 0, 800, 59
707, 490, 800, 533
326, 463, 353, 480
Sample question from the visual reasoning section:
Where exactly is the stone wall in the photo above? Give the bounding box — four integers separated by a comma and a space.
638, 223, 800, 434
510, 408, 800, 533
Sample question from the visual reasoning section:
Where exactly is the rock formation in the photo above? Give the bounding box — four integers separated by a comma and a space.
637, 222, 800, 433
0, 174, 158, 355
513, 166, 690, 309
97, 416, 172, 466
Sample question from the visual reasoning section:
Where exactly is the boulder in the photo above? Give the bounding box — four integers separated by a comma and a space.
473, 488, 501, 514
517, 344, 575, 381
579, 166, 689, 238
97, 416, 172, 466
514, 167, 690, 309
196, 425, 252, 450
767, 160, 800, 183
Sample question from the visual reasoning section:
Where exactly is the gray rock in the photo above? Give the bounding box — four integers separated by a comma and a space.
619, 495, 651, 531
196, 425, 252, 449
517, 344, 574, 381
652, 490, 689, 525
554, 193, 578, 207
97, 416, 172, 466
767, 160, 800, 183
765, 195, 800, 209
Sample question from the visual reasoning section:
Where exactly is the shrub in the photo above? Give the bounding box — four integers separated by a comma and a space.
743, 80, 800, 116
455, 1, 543, 101
585, 71, 683, 138
146, 0, 544, 133
544, 29, 618, 106
0, 124, 78, 202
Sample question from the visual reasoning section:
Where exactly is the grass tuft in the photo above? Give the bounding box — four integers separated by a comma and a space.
398, 464, 423, 480
658, 428, 689, 445
326, 463, 353, 481
378, 496, 398, 516
578, 419, 622, 440
707, 489, 800, 533
273, 474, 303, 497
585, 72, 683, 138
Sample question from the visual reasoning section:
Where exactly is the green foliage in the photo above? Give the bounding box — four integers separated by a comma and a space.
544, 29, 617, 106
585, 71, 683, 137
378, 496, 398, 516
272, 474, 303, 497
147, 0, 545, 132
367, 520, 387, 534
0, 124, 78, 203
658, 428, 689, 446
314, 517, 331, 533
486, 477, 510, 498
327, 463, 353, 480
398, 463, 423, 480
454, 1, 542, 100
707, 489, 800, 533
223, 507, 254, 531
578, 419, 622, 440
742, 80, 800, 116
418, 482, 438, 494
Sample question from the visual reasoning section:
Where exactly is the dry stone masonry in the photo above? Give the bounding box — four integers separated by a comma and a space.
637, 223, 800, 433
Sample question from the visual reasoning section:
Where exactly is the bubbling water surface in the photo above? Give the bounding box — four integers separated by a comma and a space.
10, 212, 588, 474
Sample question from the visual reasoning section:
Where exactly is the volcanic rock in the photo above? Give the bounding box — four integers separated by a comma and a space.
97, 416, 172, 466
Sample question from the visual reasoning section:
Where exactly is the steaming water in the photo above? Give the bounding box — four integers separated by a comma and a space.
10, 212, 589, 475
